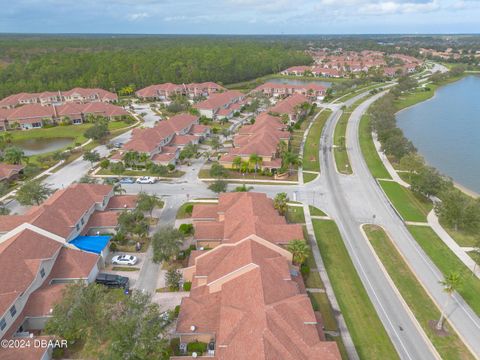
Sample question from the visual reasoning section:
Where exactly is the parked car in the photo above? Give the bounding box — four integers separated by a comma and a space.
112, 254, 138, 266
136, 176, 156, 184
95, 273, 129, 289
119, 177, 135, 184
112, 142, 123, 148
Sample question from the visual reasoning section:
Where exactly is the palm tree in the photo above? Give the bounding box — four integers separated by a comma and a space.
123, 151, 139, 169
277, 140, 288, 158
138, 152, 149, 168
232, 156, 242, 171
287, 239, 310, 265
274, 192, 289, 216
240, 160, 249, 174
249, 154, 262, 174
113, 183, 126, 195
282, 151, 302, 175
3, 146, 26, 165
437, 272, 462, 330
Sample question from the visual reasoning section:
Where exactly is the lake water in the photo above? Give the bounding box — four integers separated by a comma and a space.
15, 137, 73, 156
268, 78, 332, 88
396, 75, 480, 194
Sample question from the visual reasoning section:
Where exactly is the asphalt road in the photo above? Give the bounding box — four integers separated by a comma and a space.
340, 92, 480, 357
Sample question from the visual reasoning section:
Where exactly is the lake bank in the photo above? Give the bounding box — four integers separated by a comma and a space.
396, 75, 480, 197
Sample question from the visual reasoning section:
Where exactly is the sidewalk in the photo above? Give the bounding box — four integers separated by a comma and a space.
371, 129, 480, 279
303, 204, 360, 360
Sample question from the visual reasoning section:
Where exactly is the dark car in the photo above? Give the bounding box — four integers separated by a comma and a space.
95, 273, 129, 289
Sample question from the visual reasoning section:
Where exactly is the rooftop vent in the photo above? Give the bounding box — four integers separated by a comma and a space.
190, 325, 196, 332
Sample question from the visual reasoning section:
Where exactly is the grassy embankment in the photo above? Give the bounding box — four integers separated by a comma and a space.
365, 225, 475, 360
312, 218, 399, 360
286, 206, 348, 359
378, 180, 432, 222
302, 109, 332, 181
408, 225, 480, 317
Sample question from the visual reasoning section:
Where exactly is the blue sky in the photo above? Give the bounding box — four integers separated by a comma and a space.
0, 0, 479, 34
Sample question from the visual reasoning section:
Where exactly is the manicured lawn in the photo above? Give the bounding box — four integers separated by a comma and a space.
394, 86, 437, 111
358, 114, 391, 179
176, 202, 195, 219
309, 205, 327, 217
379, 180, 432, 222
365, 225, 475, 360
303, 109, 332, 172
313, 219, 399, 360
333, 110, 353, 175
440, 220, 480, 247
286, 205, 305, 224
303, 172, 318, 183
408, 225, 480, 317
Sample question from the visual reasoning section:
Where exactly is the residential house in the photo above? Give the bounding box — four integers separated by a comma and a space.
219, 112, 290, 171
280, 65, 312, 76
121, 113, 209, 165
173, 192, 341, 360
268, 94, 310, 124
0, 88, 118, 109
0, 183, 137, 359
135, 82, 225, 101
193, 90, 245, 119
0, 102, 130, 130
191, 192, 304, 249
251, 82, 326, 100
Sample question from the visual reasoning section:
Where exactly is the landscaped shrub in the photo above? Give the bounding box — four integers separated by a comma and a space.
187, 341, 208, 354
170, 337, 181, 356
174, 305, 180, 318
99, 159, 110, 169
179, 223, 194, 236
109, 242, 118, 252
300, 263, 310, 277
183, 281, 192, 291
184, 204, 194, 215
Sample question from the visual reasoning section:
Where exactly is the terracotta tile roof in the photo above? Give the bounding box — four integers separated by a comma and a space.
269, 94, 310, 115
0, 229, 62, 317
22, 283, 67, 317
0, 184, 113, 238
191, 204, 218, 220
106, 195, 137, 210
82, 211, 119, 233
172, 134, 197, 146
177, 238, 341, 360
0, 163, 24, 181
194, 90, 244, 111
192, 193, 303, 245
190, 124, 209, 135
167, 113, 198, 133
47, 246, 98, 281
136, 82, 225, 98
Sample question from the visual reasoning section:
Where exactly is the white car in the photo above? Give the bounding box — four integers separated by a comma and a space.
111, 254, 138, 266
136, 176, 156, 184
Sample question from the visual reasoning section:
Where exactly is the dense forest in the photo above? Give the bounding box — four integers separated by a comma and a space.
0, 36, 312, 97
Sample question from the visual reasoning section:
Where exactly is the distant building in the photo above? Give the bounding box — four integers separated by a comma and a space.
193, 90, 246, 119
135, 82, 225, 101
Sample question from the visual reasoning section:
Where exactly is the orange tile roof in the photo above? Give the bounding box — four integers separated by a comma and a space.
177, 238, 341, 360
194, 90, 244, 111
0, 229, 62, 318
47, 247, 98, 281
269, 94, 310, 115
106, 195, 138, 210
192, 193, 303, 245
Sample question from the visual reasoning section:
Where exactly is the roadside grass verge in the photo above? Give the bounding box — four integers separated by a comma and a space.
394, 85, 437, 111
333, 109, 353, 175
312, 219, 399, 360
302, 172, 318, 183
176, 202, 195, 219
378, 180, 432, 222
303, 109, 332, 172
408, 225, 480, 317
198, 167, 298, 182
440, 221, 480, 247
358, 114, 391, 179
286, 205, 305, 224
111, 266, 140, 272
309, 205, 327, 217
365, 225, 475, 360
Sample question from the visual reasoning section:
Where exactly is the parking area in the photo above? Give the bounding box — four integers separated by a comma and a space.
103, 251, 147, 288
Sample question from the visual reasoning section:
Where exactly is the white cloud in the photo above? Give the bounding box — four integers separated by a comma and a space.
127, 12, 150, 21
359, 0, 439, 14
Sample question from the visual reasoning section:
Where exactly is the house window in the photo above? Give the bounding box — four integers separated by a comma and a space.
40, 268, 45, 278
0, 318, 6, 331
76, 224, 80, 231
81, 218, 84, 225
9, 305, 16, 317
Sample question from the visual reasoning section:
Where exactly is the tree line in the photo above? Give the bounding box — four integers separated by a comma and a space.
369, 71, 480, 235
0, 36, 311, 98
